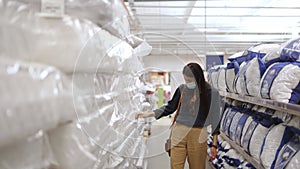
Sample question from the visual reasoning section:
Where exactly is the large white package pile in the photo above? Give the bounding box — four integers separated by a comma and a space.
225, 61, 239, 93
0, 131, 57, 169
47, 108, 145, 169
0, 57, 85, 148
260, 124, 295, 169
217, 66, 227, 92
260, 62, 300, 104
6, 0, 130, 39
0, 1, 140, 73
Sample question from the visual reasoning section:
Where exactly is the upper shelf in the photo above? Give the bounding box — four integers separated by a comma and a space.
219, 92, 300, 117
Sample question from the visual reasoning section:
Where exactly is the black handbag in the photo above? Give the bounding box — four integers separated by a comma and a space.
165, 138, 171, 156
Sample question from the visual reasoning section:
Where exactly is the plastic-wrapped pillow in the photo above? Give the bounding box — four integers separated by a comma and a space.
228, 51, 247, 65
217, 66, 227, 92
225, 61, 239, 93
235, 114, 250, 146
222, 108, 236, 137
220, 107, 231, 133
211, 67, 220, 89
228, 110, 243, 141
274, 133, 300, 169
280, 37, 300, 63
260, 124, 295, 169
233, 62, 247, 94
249, 119, 273, 160
246, 43, 281, 61
262, 45, 281, 67
260, 62, 300, 104
0, 2, 138, 73
239, 56, 266, 97
241, 119, 258, 153
8, 0, 130, 39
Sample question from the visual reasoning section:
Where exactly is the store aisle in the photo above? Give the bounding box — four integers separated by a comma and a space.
146, 117, 212, 169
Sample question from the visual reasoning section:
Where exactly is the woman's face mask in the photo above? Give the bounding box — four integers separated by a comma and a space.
186, 81, 196, 89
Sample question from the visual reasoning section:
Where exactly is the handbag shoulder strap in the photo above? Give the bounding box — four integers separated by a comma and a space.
170, 86, 184, 128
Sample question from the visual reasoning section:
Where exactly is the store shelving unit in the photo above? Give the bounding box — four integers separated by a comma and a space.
216, 91, 300, 169
219, 92, 300, 117
220, 133, 264, 169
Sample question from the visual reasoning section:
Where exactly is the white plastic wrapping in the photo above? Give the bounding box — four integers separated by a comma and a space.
0, 2, 139, 73
249, 123, 270, 160
260, 124, 294, 169
225, 61, 239, 93
217, 66, 227, 92
48, 114, 145, 169
260, 62, 300, 104
233, 62, 247, 94
0, 57, 85, 148
0, 131, 57, 169
5, 0, 130, 39
240, 57, 266, 97
285, 151, 300, 169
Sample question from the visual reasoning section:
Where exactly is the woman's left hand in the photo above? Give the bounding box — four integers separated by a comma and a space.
210, 147, 217, 161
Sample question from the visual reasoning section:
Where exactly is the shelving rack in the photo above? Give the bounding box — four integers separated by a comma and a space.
216, 92, 300, 169
219, 92, 300, 117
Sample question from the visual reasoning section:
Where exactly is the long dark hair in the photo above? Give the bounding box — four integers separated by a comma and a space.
182, 63, 210, 116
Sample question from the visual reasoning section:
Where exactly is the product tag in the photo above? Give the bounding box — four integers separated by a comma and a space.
40, 0, 64, 18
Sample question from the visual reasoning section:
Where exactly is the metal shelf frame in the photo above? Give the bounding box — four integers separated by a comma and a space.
220, 133, 265, 169
220, 92, 300, 117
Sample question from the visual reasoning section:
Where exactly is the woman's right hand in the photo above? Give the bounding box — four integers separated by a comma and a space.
135, 112, 155, 119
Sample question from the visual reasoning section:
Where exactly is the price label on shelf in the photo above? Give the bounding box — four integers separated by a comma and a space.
40, 0, 64, 18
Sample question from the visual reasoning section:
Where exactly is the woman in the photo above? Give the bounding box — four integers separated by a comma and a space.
135, 62, 221, 169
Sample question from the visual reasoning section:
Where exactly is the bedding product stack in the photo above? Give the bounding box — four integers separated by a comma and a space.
211, 101, 300, 169
208, 38, 300, 104
0, 1, 152, 169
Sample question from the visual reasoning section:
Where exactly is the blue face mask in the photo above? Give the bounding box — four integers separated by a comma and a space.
186, 81, 196, 89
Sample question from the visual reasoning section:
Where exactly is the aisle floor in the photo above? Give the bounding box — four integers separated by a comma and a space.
146, 117, 212, 169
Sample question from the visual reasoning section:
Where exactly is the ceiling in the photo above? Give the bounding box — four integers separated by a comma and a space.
125, 0, 300, 57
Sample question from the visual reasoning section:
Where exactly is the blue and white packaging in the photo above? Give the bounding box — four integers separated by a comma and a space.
260, 124, 295, 169
241, 119, 258, 153
241, 56, 267, 97
240, 117, 254, 148
234, 62, 247, 94
249, 121, 273, 160
274, 134, 300, 169
262, 44, 281, 67
223, 108, 237, 137
280, 37, 300, 63
228, 51, 247, 65
285, 151, 300, 169
220, 107, 231, 133
229, 110, 243, 141
225, 61, 239, 93
235, 114, 250, 146
260, 62, 300, 104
